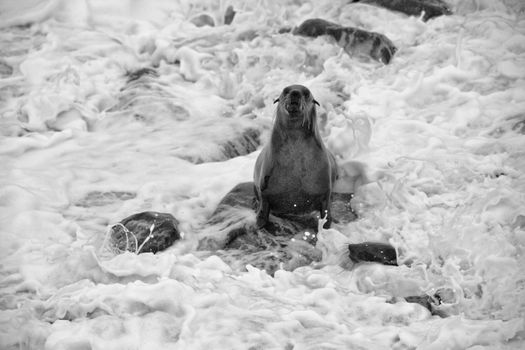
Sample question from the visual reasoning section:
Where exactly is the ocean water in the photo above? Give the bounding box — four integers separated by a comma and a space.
1, 0, 524, 349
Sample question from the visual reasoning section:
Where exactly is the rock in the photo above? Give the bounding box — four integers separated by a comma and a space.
106, 69, 190, 124
358, 0, 452, 21
210, 182, 256, 217
176, 127, 261, 164
293, 18, 397, 64
220, 128, 261, 160
199, 181, 357, 274
109, 211, 181, 253
210, 182, 356, 234
126, 67, 158, 83
293, 18, 337, 37
405, 295, 436, 310
224, 5, 236, 25
347, 242, 398, 265
190, 14, 215, 27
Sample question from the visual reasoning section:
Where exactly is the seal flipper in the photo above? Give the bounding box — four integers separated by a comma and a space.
256, 197, 270, 228
320, 192, 332, 229
261, 175, 270, 192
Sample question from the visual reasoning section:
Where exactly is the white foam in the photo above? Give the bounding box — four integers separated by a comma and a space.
1, 0, 524, 348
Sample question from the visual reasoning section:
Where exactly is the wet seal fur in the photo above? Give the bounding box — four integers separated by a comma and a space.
254, 85, 338, 229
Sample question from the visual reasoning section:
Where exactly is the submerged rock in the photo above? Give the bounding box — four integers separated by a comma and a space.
190, 14, 215, 27
77, 191, 136, 207
220, 128, 261, 161
125, 67, 158, 83
109, 211, 181, 253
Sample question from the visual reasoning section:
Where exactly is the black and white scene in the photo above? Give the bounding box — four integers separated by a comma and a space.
1, 0, 524, 349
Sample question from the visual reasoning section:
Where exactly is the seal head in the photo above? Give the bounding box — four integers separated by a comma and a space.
273, 84, 320, 132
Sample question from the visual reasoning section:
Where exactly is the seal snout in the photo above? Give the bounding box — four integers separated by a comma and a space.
285, 88, 306, 114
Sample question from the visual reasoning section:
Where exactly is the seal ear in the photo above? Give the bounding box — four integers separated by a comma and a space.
314, 99, 320, 106
273, 98, 280, 104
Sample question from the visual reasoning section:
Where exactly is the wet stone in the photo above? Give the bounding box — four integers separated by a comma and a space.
405, 295, 437, 310
109, 211, 181, 254
224, 5, 236, 25
126, 67, 158, 83
347, 242, 398, 265
220, 128, 261, 161
190, 14, 215, 27
106, 70, 191, 123
293, 18, 397, 64
210, 182, 257, 217
358, 0, 452, 21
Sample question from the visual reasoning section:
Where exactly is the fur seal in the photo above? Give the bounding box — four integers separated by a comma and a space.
254, 85, 337, 229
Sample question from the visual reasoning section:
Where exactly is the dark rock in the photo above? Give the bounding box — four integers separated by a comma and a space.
210, 182, 356, 233
220, 128, 261, 160
331, 27, 397, 64
405, 295, 436, 309
199, 181, 357, 274
110, 211, 181, 253
278, 27, 293, 34
404, 294, 448, 317
104, 69, 191, 126
224, 5, 236, 25
176, 127, 261, 164
190, 14, 215, 27
211, 182, 257, 217
293, 18, 397, 64
358, 0, 452, 21
347, 242, 398, 265
293, 18, 338, 37
126, 67, 158, 83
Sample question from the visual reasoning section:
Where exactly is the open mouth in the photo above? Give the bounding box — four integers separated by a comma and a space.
286, 99, 302, 113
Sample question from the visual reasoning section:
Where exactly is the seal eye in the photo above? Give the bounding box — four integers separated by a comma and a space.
304, 90, 310, 99
283, 87, 290, 95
